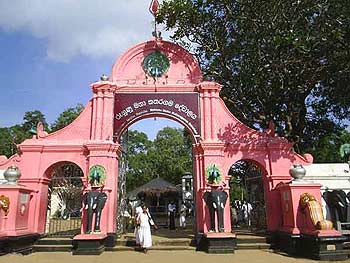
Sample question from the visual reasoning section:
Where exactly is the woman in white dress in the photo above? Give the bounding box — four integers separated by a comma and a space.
134, 204, 143, 246
136, 205, 154, 253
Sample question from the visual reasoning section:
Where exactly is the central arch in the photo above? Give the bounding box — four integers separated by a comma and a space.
117, 115, 196, 233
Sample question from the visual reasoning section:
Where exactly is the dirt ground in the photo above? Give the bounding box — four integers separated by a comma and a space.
0, 250, 330, 263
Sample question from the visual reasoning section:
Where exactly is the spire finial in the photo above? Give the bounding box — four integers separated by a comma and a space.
149, 0, 161, 39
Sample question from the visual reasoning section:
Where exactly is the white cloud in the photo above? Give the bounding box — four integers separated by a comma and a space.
0, 0, 157, 62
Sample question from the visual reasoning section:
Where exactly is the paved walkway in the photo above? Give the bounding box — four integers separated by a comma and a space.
0, 250, 322, 263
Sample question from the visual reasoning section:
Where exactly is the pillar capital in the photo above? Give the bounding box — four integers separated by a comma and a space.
198, 81, 222, 93
90, 81, 117, 95
84, 142, 121, 158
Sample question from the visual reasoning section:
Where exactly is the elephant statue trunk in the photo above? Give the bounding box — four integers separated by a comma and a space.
203, 190, 228, 232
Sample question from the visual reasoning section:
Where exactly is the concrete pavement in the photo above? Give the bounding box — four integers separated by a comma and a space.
0, 250, 322, 263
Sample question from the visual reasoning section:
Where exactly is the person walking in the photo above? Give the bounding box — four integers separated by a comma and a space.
168, 201, 176, 230
179, 201, 187, 229
242, 201, 253, 226
134, 202, 143, 246
136, 205, 156, 253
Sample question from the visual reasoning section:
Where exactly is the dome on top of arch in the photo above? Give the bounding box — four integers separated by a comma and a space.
110, 39, 202, 85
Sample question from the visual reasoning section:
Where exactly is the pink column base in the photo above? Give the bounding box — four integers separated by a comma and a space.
300, 229, 342, 237
204, 232, 236, 238
73, 233, 107, 240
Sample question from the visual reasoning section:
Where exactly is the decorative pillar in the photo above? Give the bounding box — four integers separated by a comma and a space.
196, 142, 236, 253
73, 142, 121, 255
0, 184, 39, 254
272, 181, 348, 260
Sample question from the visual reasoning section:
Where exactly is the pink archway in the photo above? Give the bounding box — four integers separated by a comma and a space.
0, 38, 316, 253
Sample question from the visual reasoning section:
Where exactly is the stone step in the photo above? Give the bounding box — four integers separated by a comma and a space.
33, 234, 272, 252
116, 239, 192, 246
236, 243, 271, 250
34, 244, 72, 252
106, 245, 196, 252
36, 237, 73, 246
236, 236, 268, 244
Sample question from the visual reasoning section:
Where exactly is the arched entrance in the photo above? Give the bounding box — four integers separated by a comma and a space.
45, 162, 84, 237
0, 37, 314, 254
116, 116, 195, 235
229, 160, 267, 231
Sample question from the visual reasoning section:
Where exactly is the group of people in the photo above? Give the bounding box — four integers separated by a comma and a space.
231, 200, 253, 227
168, 201, 192, 230
231, 200, 267, 230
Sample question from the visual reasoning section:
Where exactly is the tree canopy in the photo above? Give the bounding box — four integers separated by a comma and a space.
0, 110, 48, 157
158, 0, 350, 153
22, 110, 48, 135
0, 104, 84, 157
125, 128, 192, 191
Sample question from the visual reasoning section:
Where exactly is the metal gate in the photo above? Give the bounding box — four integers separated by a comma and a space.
229, 160, 267, 231
46, 163, 84, 237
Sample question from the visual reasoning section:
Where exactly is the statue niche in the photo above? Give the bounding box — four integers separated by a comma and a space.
203, 190, 228, 232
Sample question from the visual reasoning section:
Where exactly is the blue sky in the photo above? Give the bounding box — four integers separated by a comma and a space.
0, 0, 180, 140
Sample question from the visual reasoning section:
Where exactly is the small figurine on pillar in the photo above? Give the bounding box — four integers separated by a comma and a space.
73, 165, 108, 255
199, 164, 236, 253
0, 195, 10, 216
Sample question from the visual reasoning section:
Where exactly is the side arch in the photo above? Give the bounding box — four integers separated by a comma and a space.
228, 159, 269, 230
42, 160, 86, 181
44, 161, 85, 236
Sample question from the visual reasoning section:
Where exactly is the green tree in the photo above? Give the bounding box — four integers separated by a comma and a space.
51, 104, 84, 132
303, 128, 350, 163
0, 128, 15, 157
158, 0, 350, 153
125, 130, 154, 191
153, 127, 192, 185
22, 110, 48, 135
125, 127, 193, 191
0, 111, 45, 157
0, 105, 84, 158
